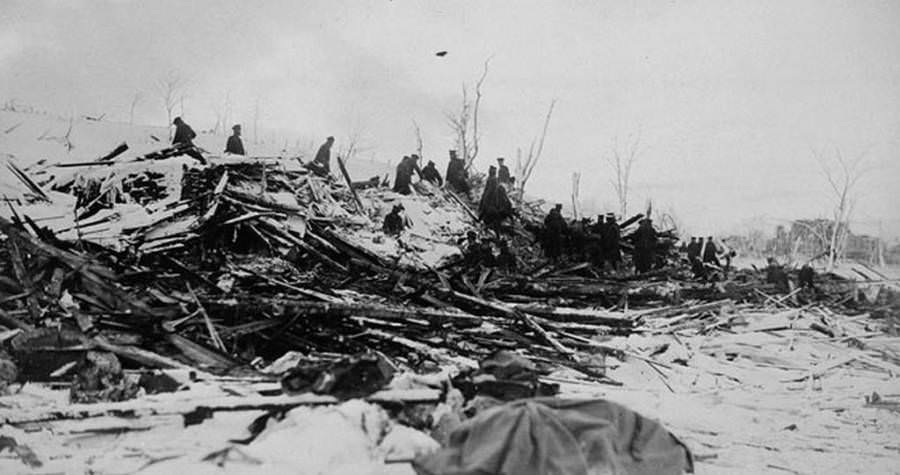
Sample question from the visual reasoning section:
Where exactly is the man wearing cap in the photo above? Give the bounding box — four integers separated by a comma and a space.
225, 124, 245, 155
445, 150, 470, 195
497, 157, 513, 186
383, 204, 406, 236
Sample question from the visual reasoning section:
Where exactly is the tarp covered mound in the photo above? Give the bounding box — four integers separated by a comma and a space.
413, 398, 693, 475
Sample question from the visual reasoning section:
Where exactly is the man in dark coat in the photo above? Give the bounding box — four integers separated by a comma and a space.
542, 204, 567, 262
633, 218, 657, 273
496, 239, 517, 271
172, 117, 205, 163
601, 213, 622, 271
765, 257, 790, 293
393, 155, 422, 195
445, 150, 470, 195
225, 124, 245, 155
687, 237, 704, 278
172, 117, 196, 146
421, 160, 443, 186
383, 204, 406, 236
702, 236, 721, 267
497, 157, 513, 186
306, 136, 334, 177
478, 166, 513, 230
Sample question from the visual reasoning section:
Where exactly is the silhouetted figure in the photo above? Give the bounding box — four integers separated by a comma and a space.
421, 160, 443, 186
686, 237, 703, 278
393, 155, 422, 195
463, 231, 494, 267
543, 204, 567, 261
702, 236, 721, 267
172, 117, 205, 163
798, 264, 816, 290
478, 166, 513, 229
497, 157, 513, 186
445, 150, 470, 195
496, 239, 517, 271
172, 117, 196, 146
569, 217, 591, 260
601, 213, 622, 271
306, 136, 334, 177
383, 204, 406, 236
633, 218, 658, 273
225, 124, 245, 155
765, 257, 790, 293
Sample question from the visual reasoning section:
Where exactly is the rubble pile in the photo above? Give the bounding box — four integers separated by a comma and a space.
0, 148, 898, 474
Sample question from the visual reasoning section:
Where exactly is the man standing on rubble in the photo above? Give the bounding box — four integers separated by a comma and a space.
225, 124, 245, 155
601, 213, 622, 271
445, 150, 470, 195
687, 237, 704, 278
393, 155, 422, 195
172, 117, 206, 164
478, 166, 513, 230
421, 160, 443, 186
543, 204, 567, 262
306, 136, 334, 177
497, 157, 513, 186
702, 235, 721, 267
765, 257, 790, 293
496, 239, 517, 271
633, 218, 658, 273
383, 204, 407, 236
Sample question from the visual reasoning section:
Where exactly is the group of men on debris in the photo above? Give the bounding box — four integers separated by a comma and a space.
540, 205, 661, 274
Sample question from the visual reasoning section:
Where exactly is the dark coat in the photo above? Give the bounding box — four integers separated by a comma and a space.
393, 158, 421, 195
633, 222, 657, 273
422, 163, 443, 186
313, 141, 332, 171
225, 135, 245, 155
172, 122, 196, 145
478, 176, 513, 227
383, 211, 404, 236
497, 164, 513, 184
702, 241, 719, 263
446, 158, 470, 193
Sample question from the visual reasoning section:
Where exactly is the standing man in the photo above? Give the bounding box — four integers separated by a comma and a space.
497, 157, 513, 186
445, 150, 470, 195
225, 124, 245, 155
702, 236, 721, 267
478, 166, 513, 230
543, 204, 567, 262
633, 218, 658, 273
602, 213, 622, 271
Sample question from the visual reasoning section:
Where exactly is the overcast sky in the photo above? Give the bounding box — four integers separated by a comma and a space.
2, 0, 899, 237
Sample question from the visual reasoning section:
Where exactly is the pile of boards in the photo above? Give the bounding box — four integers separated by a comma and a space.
0, 149, 898, 473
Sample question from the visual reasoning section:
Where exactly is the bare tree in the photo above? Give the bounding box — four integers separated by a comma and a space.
570, 172, 581, 220
129, 92, 142, 125
211, 91, 232, 135
446, 58, 490, 170
412, 120, 425, 161
607, 130, 642, 217
515, 100, 557, 199
814, 146, 868, 270
156, 71, 186, 131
